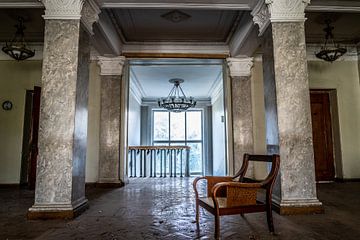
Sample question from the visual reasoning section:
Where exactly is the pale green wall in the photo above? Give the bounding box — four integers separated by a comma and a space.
0, 61, 42, 183
308, 60, 360, 179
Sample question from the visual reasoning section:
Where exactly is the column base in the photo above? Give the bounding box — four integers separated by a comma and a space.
272, 198, 324, 215
27, 198, 89, 220
97, 178, 124, 188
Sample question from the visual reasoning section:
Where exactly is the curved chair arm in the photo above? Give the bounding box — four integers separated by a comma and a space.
193, 176, 233, 199
211, 182, 262, 210
193, 176, 207, 200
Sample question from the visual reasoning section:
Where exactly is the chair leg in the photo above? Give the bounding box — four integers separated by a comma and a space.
195, 201, 200, 225
266, 207, 274, 233
214, 214, 220, 239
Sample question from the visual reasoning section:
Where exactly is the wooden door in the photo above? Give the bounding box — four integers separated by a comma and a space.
310, 91, 335, 181
28, 87, 41, 189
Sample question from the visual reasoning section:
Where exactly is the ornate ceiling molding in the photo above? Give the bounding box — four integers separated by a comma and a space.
251, 1, 270, 36
97, 56, 126, 76
226, 57, 254, 77
265, 0, 310, 22
41, 0, 85, 20
81, 0, 101, 35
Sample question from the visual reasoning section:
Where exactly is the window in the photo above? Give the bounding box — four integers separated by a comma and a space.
152, 110, 203, 175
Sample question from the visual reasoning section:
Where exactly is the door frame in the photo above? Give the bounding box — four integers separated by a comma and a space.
310, 89, 343, 180
123, 56, 233, 177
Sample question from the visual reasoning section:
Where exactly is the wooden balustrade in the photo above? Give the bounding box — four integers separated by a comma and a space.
128, 146, 190, 178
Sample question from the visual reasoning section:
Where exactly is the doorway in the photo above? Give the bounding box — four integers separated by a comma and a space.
310, 90, 336, 181
20, 86, 41, 189
126, 58, 229, 177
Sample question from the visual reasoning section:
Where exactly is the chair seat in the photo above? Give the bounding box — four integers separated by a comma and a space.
198, 197, 266, 216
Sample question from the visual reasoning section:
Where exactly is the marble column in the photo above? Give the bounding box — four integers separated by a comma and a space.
28, 0, 100, 219
227, 58, 254, 176
97, 56, 126, 187
252, 0, 323, 214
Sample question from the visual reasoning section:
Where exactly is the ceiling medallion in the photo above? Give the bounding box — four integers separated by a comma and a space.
161, 10, 191, 23
158, 78, 196, 113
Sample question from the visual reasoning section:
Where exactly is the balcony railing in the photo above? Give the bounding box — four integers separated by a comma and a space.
128, 146, 190, 178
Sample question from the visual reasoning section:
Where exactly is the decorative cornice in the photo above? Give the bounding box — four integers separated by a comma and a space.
81, 0, 101, 35
97, 56, 126, 76
226, 57, 254, 77
265, 0, 310, 23
251, 1, 270, 36
41, 0, 85, 20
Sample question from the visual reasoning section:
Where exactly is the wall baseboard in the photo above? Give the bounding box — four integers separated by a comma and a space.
335, 178, 360, 182
0, 184, 20, 189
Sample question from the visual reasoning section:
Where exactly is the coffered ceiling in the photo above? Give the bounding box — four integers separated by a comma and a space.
109, 9, 241, 43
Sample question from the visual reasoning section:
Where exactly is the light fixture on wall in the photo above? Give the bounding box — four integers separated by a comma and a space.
315, 20, 346, 62
158, 78, 196, 112
2, 17, 35, 61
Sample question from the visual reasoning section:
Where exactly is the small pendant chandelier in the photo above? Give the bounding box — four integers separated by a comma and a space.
2, 17, 35, 61
158, 78, 196, 112
315, 20, 346, 62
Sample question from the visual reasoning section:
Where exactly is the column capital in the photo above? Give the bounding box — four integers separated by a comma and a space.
97, 56, 126, 76
81, 0, 101, 35
226, 57, 254, 77
41, 0, 85, 20
265, 0, 310, 23
251, 1, 270, 36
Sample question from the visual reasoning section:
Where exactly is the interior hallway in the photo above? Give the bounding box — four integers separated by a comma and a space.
1, 178, 359, 240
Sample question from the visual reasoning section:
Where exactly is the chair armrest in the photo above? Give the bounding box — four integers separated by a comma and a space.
211, 182, 262, 209
193, 176, 233, 199
193, 177, 207, 200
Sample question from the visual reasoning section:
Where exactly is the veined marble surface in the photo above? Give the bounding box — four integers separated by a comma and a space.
31, 20, 89, 211
231, 76, 254, 177
98, 75, 122, 183
271, 22, 320, 205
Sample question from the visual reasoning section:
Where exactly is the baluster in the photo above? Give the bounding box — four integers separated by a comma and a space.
169, 149, 173, 177
140, 149, 143, 177
173, 149, 177, 177
150, 150, 153, 177
164, 149, 167, 178
154, 149, 157, 177
160, 149, 163, 177
180, 149, 183, 177
135, 150, 139, 177
185, 148, 190, 177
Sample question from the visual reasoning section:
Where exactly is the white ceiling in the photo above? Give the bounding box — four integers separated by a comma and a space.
130, 59, 223, 100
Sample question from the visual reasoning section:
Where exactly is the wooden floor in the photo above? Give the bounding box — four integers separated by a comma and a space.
0, 178, 359, 239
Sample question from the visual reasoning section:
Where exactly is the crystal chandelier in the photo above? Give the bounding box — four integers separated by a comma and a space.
158, 78, 196, 112
2, 17, 35, 61
315, 20, 346, 62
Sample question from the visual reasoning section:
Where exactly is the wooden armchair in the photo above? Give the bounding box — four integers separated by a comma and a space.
193, 154, 280, 238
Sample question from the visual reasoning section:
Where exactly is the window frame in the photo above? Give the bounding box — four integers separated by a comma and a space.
151, 109, 204, 175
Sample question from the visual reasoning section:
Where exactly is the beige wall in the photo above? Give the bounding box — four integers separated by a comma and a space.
0, 61, 42, 183
1, 57, 359, 184
0, 61, 101, 183
251, 58, 360, 179
85, 62, 101, 183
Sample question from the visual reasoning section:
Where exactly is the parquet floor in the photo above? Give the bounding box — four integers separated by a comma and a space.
1, 178, 359, 239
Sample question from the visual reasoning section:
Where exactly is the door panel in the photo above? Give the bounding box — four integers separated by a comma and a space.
310, 91, 335, 181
